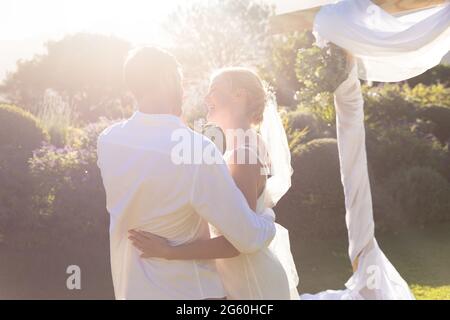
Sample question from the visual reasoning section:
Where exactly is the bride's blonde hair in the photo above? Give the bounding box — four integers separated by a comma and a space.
211, 67, 267, 125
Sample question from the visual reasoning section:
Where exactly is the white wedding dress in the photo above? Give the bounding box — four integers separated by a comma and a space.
210, 142, 300, 300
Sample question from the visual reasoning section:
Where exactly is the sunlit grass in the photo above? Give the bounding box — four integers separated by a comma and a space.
411, 285, 450, 300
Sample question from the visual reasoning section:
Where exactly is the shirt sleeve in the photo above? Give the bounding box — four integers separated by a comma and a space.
190, 150, 276, 254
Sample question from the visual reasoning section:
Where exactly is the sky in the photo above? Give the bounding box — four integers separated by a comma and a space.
0, 0, 286, 82
0, 0, 186, 42
0, 0, 195, 81
0, 0, 448, 82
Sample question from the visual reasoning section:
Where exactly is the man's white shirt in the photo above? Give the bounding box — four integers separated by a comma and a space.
97, 111, 275, 299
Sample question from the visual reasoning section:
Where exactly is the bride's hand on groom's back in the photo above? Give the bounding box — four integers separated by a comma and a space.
128, 230, 172, 259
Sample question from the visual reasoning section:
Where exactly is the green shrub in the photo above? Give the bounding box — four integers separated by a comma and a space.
403, 83, 450, 108
0, 152, 36, 245
26, 145, 106, 249
276, 138, 346, 238
3, 119, 112, 249
417, 106, 450, 145
0, 104, 49, 154
23, 121, 111, 249
276, 137, 416, 237
370, 181, 404, 232
384, 166, 450, 225
291, 138, 343, 204
285, 108, 333, 145
363, 84, 418, 128
0, 104, 49, 244
297, 91, 337, 127
366, 125, 447, 181
281, 116, 307, 153
286, 109, 317, 131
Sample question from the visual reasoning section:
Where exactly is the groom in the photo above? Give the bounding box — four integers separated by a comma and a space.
97, 46, 276, 299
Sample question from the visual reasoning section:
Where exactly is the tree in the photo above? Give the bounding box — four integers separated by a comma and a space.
162, 0, 273, 122
1, 33, 132, 122
260, 31, 348, 111
417, 105, 450, 145
259, 31, 314, 107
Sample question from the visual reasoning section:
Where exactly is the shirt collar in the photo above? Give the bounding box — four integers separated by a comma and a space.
129, 111, 184, 127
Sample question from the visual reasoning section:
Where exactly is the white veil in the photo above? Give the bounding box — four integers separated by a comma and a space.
259, 92, 294, 208
258, 92, 300, 299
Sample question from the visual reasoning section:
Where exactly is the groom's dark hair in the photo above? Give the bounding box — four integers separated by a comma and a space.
124, 46, 183, 114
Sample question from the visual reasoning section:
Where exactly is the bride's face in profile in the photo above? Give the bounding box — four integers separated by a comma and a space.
204, 74, 246, 127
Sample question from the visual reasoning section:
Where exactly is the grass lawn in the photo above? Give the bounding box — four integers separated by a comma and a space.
292, 222, 450, 300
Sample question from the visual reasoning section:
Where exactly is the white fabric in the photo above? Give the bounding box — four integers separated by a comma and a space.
301, 64, 414, 300
97, 111, 276, 299
301, 240, 414, 300
259, 93, 294, 208
260, 96, 300, 299
275, 0, 337, 15
298, 0, 449, 300
268, 223, 301, 300
334, 64, 374, 264
211, 141, 299, 300
313, 0, 450, 82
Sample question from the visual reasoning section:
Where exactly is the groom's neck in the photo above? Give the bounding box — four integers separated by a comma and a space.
137, 100, 182, 117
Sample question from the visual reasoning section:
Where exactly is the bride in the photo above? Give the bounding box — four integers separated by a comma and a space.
128, 67, 300, 300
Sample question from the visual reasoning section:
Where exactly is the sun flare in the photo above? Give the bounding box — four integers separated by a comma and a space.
0, 0, 187, 43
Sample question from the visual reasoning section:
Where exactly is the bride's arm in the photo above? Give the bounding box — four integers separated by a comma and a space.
227, 149, 260, 212
129, 231, 240, 260
129, 154, 262, 260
